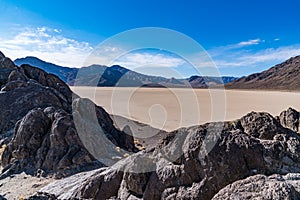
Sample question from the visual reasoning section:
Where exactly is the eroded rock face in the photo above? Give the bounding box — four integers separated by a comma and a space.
0, 80, 65, 135
279, 107, 300, 133
0, 59, 73, 136
33, 110, 300, 200
0, 108, 100, 179
1, 99, 137, 179
0, 53, 16, 87
240, 111, 286, 140
212, 173, 300, 200
0, 51, 136, 179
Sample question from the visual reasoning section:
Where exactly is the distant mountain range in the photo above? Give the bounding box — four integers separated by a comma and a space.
14, 56, 238, 88
226, 56, 300, 90
15, 56, 78, 84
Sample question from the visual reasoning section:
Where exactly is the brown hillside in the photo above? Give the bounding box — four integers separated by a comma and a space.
226, 56, 300, 90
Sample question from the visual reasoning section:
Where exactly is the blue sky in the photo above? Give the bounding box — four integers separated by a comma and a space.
1, 0, 300, 77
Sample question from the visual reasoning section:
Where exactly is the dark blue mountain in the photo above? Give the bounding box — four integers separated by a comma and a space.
14, 56, 238, 87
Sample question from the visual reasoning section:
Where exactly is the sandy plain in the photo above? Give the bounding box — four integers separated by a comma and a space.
71, 87, 300, 132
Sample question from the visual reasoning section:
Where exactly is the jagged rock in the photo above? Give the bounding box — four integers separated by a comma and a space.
212, 173, 300, 199
21, 64, 74, 104
32, 111, 300, 200
279, 107, 300, 133
0, 51, 137, 179
1, 80, 29, 91
0, 53, 75, 136
240, 111, 286, 139
0, 81, 64, 135
1, 98, 137, 178
0, 52, 16, 87
7, 69, 28, 82
0, 51, 5, 59
0, 108, 100, 178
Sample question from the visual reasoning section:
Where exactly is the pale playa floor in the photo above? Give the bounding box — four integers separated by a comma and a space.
71, 87, 300, 132
0, 172, 54, 199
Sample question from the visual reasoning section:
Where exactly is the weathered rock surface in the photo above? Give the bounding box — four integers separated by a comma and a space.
212, 173, 300, 199
31, 109, 300, 199
1, 108, 99, 179
279, 107, 300, 133
0, 53, 16, 87
0, 51, 136, 179
0, 61, 73, 136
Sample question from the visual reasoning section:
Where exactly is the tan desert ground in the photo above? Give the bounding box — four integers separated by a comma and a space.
72, 87, 300, 132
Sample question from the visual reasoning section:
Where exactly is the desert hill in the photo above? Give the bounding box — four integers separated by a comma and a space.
226, 56, 300, 90
15, 56, 237, 88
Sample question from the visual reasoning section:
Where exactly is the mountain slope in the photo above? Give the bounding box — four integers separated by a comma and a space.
226, 56, 300, 90
15, 56, 237, 87
14, 56, 78, 85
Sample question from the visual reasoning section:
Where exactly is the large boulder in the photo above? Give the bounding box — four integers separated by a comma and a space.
31, 111, 300, 199
212, 173, 300, 199
279, 107, 300, 133
1, 98, 137, 179
240, 111, 286, 140
1, 108, 100, 179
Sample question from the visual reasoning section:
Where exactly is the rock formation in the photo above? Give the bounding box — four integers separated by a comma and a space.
30, 109, 300, 199
0, 51, 136, 179
212, 173, 300, 199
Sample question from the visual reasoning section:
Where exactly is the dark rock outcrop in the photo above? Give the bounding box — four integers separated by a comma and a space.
0, 51, 136, 179
0, 59, 73, 136
31, 109, 300, 199
212, 173, 300, 199
279, 107, 300, 133
1, 108, 98, 179
0, 53, 16, 87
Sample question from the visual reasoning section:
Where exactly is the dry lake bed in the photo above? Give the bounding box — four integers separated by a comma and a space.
71, 87, 300, 131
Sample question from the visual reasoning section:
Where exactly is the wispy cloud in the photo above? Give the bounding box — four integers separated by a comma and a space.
238, 38, 263, 46
113, 52, 186, 69
211, 42, 300, 69
1, 27, 300, 78
0, 26, 93, 67
209, 38, 264, 58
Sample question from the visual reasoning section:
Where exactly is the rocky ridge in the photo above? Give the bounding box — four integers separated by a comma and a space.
0, 51, 136, 180
226, 55, 300, 90
30, 108, 300, 199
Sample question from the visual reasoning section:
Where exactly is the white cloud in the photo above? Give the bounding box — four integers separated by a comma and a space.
209, 38, 264, 58
212, 44, 300, 68
0, 26, 93, 67
53, 29, 61, 33
112, 52, 186, 69
238, 39, 263, 46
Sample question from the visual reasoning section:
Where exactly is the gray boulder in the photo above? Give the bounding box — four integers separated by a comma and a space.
212, 173, 300, 200
279, 107, 300, 133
